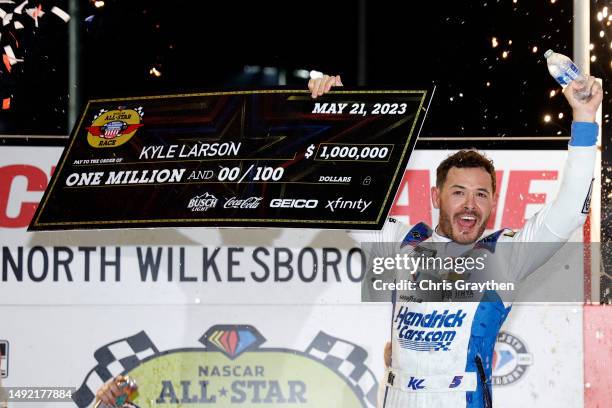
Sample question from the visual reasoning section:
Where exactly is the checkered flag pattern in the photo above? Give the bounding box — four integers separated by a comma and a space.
72, 331, 158, 408
306, 331, 378, 407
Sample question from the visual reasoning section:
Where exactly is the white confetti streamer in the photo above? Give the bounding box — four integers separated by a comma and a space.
0, 8, 6, 18
2, 12, 12, 26
13, 0, 27, 14
25, 6, 44, 27
13, 20, 22, 29
3, 45, 23, 65
50, 6, 69, 22
3, 45, 15, 60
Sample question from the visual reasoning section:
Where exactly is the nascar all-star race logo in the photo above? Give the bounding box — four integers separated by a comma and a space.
86, 107, 144, 148
73, 326, 378, 407
492, 331, 533, 386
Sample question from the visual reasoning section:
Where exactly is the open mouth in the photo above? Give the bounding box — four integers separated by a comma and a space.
456, 214, 478, 231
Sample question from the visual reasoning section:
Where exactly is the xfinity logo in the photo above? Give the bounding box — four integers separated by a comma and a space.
187, 193, 218, 212
325, 197, 372, 213
224, 196, 263, 209
270, 198, 318, 209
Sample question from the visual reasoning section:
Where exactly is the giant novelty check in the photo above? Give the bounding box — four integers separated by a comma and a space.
29, 89, 432, 231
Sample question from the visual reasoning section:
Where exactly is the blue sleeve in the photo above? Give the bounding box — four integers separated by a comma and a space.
569, 122, 598, 146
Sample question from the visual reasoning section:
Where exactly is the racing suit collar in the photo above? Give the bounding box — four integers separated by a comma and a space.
432, 228, 452, 242
432, 226, 487, 244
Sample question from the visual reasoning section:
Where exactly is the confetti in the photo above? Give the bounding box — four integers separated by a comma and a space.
13, 0, 25, 14
3, 44, 23, 66
25, 5, 43, 27
2, 11, 12, 26
50, 6, 69, 22
149, 66, 161, 77
2, 53, 12, 72
3, 44, 15, 61
2, 97, 10, 110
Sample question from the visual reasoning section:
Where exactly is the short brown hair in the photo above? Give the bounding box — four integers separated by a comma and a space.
436, 150, 497, 192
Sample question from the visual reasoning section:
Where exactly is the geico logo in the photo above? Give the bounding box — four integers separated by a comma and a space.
270, 199, 318, 208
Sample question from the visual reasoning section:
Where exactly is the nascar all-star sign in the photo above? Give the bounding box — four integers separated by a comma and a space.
72, 327, 378, 408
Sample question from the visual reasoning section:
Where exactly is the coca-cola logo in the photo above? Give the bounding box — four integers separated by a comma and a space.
223, 196, 263, 209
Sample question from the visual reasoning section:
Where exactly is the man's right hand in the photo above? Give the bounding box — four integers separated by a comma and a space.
308, 74, 343, 98
95, 375, 127, 407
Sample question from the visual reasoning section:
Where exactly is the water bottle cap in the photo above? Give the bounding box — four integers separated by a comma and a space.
544, 49, 554, 58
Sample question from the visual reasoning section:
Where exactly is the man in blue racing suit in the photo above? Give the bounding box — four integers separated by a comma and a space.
309, 73, 603, 407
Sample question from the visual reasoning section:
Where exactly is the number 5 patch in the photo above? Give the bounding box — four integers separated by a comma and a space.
449, 375, 463, 388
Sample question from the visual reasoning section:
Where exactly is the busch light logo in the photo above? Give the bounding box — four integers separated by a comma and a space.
188, 193, 218, 212
395, 307, 466, 351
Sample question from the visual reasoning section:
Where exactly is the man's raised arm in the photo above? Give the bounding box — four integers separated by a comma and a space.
515, 76, 602, 243
506, 77, 603, 282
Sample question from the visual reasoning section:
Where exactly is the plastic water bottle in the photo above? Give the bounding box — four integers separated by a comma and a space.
544, 50, 591, 100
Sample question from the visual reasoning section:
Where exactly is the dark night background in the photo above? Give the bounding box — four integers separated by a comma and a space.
0, 0, 609, 142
